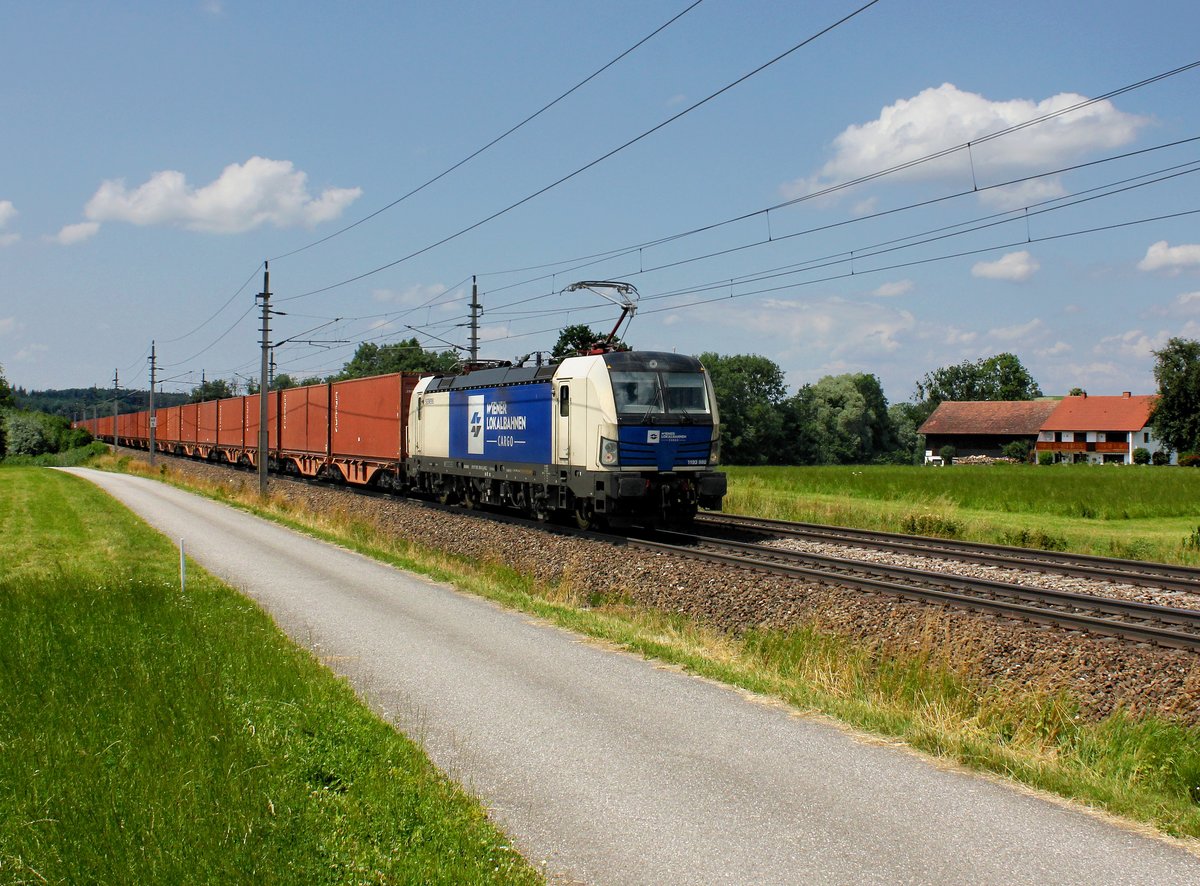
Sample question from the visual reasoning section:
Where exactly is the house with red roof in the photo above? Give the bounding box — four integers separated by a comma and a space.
919, 400, 1060, 463
1035, 392, 1171, 465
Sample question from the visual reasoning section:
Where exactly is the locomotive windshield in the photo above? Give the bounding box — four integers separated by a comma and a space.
611, 370, 710, 417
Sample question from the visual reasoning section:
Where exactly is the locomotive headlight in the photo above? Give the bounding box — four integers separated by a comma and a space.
710, 433, 721, 465
600, 436, 619, 466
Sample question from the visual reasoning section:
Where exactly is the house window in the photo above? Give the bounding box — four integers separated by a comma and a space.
1144, 432, 1150, 443
1107, 431, 1127, 443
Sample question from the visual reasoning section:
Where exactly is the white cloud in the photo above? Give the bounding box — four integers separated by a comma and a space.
201, 0, 224, 14
941, 327, 977, 346
0, 200, 17, 246
14, 343, 48, 362
1137, 240, 1200, 274
971, 250, 1039, 282
1096, 328, 1170, 360
1038, 341, 1072, 357
987, 318, 1043, 341
54, 221, 100, 245
372, 283, 450, 306
0, 317, 18, 336
83, 156, 362, 234
870, 279, 913, 298
1179, 291, 1200, 309
748, 296, 916, 357
782, 83, 1146, 200
977, 177, 1067, 210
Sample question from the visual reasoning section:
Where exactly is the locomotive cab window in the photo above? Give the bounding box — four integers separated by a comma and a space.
559, 384, 570, 417
611, 370, 710, 417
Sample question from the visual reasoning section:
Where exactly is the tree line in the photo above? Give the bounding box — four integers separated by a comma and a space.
701, 351, 1043, 465
4, 336, 1198, 464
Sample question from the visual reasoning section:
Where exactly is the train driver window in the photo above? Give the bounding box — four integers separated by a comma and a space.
559, 384, 570, 416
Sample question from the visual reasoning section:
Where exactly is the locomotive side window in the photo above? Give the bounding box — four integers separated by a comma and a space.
559, 384, 570, 417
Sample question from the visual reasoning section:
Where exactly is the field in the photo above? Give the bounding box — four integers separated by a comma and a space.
0, 467, 541, 885
724, 463, 1200, 564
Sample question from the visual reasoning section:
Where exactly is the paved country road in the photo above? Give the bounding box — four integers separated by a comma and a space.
62, 468, 1200, 885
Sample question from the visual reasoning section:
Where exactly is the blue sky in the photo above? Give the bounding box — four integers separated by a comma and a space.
2, 1, 1199, 404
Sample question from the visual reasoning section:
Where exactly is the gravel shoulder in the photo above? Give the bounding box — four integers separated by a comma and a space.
62, 465, 1200, 884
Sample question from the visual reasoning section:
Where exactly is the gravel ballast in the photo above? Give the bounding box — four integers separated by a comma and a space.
128, 452, 1200, 725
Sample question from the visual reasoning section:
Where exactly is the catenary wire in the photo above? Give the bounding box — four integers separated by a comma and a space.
267, 1, 706, 263
281, 0, 885, 302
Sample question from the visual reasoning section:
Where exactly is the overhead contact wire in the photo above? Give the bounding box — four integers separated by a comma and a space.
283, 0, 885, 301
269, 1, 707, 263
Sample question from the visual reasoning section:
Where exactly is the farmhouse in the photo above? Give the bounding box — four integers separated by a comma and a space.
919, 392, 1175, 465
919, 400, 1060, 463
1035, 392, 1172, 465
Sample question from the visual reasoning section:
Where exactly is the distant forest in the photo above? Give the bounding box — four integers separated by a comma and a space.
14, 387, 189, 420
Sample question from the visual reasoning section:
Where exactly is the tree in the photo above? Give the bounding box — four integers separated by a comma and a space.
339, 338, 459, 379
0, 364, 14, 411
4, 413, 50, 456
551, 324, 626, 358
913, 352, 1041, 422
804, 373, 896, 464
1151, 337, 1200, 454
189, 378, 234, 403
699, 353, 788, 465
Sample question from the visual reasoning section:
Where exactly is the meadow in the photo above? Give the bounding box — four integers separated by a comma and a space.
724, 463, 1200, 564
0, 467, 541, 885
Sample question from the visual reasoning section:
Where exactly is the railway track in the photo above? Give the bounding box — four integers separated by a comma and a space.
695, 512, 1200, 594
621, 528, 1200, 651
127, 450, 1200, 651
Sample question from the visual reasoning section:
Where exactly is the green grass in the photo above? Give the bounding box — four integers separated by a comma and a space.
724, 464, 1200, 564
0, 468, 542, 885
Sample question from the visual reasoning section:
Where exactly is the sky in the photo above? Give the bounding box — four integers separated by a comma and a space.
2, 1, 1199, 406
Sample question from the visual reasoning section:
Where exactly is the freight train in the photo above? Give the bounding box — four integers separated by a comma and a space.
77, 349, 727, 528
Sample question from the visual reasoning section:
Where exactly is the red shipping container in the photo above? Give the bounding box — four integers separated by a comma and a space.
244, 390, 279, 452
162, 405, 181, 445
281, 382, 330, 454
136, 410, 148, 443
218, 397, 246, 449
198, 401, 218, 446
180, 403, 199, 445
330, 373, 419, 461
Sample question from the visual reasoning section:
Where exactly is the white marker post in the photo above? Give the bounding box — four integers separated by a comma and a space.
179, 538, 186, 593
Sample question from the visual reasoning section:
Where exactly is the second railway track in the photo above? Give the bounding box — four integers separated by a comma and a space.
695, 512, 1200, 594
625, 526, 1200, 652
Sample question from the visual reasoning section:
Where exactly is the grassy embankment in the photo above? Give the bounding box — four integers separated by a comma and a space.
0, 467, 542, 885
724, 463, 1200, 565
89, 453, 1200, 842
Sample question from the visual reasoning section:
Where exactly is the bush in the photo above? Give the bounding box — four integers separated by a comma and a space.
1001, 440, 1032, 462
4, 412, 50, 456
1038, 451, 1056, 466
1133, 447, 1151, 465
1179, 453, 1200, 468
939, 445, 956, 465
1152, 450, 1170, 466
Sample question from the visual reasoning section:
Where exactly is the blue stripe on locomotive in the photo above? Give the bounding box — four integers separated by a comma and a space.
449, 382, 553, 464
617, 425, 712, 471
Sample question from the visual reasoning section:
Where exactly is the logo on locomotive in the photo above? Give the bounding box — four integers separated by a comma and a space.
467, 394, 485, 455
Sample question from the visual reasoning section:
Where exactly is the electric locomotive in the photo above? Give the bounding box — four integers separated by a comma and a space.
408, 349, 725, 528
